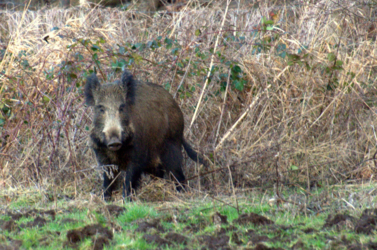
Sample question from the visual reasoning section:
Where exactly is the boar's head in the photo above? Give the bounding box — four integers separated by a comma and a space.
85, 71, 135, 151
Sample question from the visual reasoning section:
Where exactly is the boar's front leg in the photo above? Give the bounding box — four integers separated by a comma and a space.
103, 167, 120, 201
122, 156, 147, 200
92, 148, 119, 201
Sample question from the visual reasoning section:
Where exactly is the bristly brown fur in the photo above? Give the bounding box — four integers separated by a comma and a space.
85, 69, 207, 200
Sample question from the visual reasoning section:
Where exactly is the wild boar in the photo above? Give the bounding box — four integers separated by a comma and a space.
85, 69, 206, 200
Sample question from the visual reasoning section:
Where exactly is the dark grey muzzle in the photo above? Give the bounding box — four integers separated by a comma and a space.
107, 137, 122, 151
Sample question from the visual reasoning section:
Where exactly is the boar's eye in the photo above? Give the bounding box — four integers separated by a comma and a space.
96, 105, 106, 114
119, 104, 126, 113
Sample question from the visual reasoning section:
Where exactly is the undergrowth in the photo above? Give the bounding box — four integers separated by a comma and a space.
0, 0, 377, 202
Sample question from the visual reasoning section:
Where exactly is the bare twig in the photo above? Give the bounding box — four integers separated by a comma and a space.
215, 87, 268, 151
214, 68, 231, 146
189, 0, 231, 129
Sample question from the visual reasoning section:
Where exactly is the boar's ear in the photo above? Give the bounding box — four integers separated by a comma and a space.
121, 69, 136, 105
85, 73, 100, 106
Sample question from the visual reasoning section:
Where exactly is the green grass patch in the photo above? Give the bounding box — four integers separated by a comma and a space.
2, 186, 377, 249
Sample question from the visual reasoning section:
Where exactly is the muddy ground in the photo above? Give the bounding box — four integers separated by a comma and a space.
1, 204, 377, 249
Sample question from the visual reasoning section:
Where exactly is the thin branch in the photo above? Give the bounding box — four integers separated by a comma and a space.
189, 0, 231, 129
215, 87, 268, 151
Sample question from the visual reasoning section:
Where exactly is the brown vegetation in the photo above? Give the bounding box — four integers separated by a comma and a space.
0, 0, 376, 200
0, 0, 181, 11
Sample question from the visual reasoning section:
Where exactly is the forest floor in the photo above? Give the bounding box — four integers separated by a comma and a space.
1, 183, 377, 249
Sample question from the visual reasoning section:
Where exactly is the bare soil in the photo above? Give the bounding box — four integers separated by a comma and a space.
65, 224, 113, 250
1, 207, 377, 249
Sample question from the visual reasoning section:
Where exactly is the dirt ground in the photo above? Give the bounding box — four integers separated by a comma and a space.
1, 205, 377, 249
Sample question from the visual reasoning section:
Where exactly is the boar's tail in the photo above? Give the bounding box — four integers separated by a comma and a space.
183, 139, 207, 167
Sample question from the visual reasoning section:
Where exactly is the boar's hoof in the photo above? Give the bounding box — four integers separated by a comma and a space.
107, 137, 122, 151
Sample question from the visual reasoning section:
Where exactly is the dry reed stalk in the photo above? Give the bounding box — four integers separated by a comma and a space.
189, 0, 231, 128
215, 86, 268, 151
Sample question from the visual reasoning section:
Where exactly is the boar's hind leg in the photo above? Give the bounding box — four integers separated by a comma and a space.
161, 141, 186, 192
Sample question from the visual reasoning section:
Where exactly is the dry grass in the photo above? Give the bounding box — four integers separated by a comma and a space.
0, 0, 377, 201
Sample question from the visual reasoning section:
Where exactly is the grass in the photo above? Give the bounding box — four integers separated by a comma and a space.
2, 184, 377, 249
118, 204, 159, 224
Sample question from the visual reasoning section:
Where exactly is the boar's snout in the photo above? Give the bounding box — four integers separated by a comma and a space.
107, 137, 122, 151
